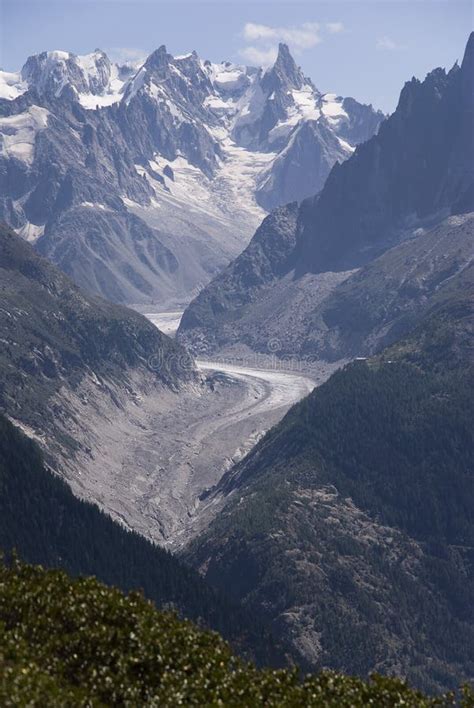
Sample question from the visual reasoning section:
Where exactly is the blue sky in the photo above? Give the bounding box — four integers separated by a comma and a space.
1, 0, 471, 112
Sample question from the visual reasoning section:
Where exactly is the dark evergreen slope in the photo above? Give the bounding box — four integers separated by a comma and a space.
0, 223, 193, 457
0, 412, 281, 666
1, 563, 462, 706
185, 292, 474, 693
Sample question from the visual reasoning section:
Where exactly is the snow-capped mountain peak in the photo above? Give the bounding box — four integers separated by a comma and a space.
123, 44, 214, 116
18, 49, 133, 107
21, 50, 82, 98
229, 43, 321, 150
262, 42, 310, 93
0, 41, 385, 306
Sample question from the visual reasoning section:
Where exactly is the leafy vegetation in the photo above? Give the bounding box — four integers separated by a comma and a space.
1, 561, 471, 706
0, 412, 281, 667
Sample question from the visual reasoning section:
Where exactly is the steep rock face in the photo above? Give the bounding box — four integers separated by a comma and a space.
297, 33, 474, 273
256, 118, 351, 210
0, 77, 204, 305
0, 44, 382, 305
262, 43, 307, 93
185, 295, 474, 693
178, 203, 299, 350
118, 46, 222, 178
233, 44, 384, 165
303, 214, 474, 360
21, 50, 115, 100
36, 204, 178, 305
233, 43, 317, 150
337, 96, 386, 145
178, 214, 473, 362
0, 87, 156, 240
178, 34, 474, 358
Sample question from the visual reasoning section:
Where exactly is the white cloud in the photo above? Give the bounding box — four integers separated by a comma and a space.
376, 36, 405, 51
242, 22, 321, 51
326, 22, 344, 34
239, 20, 346, 67
107, 47, 147, 65
239, 46, 279, 67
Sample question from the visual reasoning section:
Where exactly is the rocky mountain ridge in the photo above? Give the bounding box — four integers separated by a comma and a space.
178, 33, 474, 360
0, 43, 383, 305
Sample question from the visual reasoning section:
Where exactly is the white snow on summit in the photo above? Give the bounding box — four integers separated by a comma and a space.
268, 84, 322, 144
0, 71, 27, 100
0, 44, 383, 277
321, 93, 348, 123
76, 51, 130, 108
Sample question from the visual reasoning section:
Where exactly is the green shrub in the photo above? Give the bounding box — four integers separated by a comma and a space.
1, 561, 470, 706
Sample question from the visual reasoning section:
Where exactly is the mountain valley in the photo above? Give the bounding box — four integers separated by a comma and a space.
0, 225, 320, 548
0, 18, 473, 702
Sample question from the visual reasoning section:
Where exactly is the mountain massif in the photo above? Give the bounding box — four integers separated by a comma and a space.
0, 44, 383, 305
178, 35, 474, 694
178, 33, 474, 361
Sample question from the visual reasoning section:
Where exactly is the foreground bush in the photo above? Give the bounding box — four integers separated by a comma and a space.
0, 562, 471, 706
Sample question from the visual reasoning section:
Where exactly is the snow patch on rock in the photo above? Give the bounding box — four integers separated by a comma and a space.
0, 106, 50, 165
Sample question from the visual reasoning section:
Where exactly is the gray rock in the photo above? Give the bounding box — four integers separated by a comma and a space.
0, 223, 194, 461
0, 43, 383, 305
256, 118, 350, 210
178, 34, 474, 360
